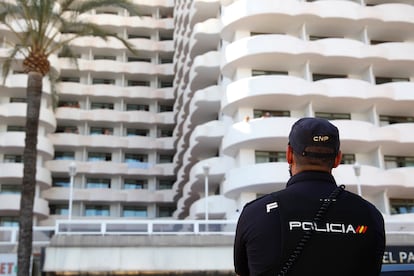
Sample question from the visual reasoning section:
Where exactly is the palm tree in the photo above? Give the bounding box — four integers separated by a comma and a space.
0, 1, 138, 275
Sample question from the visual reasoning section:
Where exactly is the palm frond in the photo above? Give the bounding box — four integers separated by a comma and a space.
1, 0, 139, 78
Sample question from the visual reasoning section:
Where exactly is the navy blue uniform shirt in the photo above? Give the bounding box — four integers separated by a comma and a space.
234, 171, 385, 276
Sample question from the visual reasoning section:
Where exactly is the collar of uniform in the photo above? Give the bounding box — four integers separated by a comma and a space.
286, 171, 337, 188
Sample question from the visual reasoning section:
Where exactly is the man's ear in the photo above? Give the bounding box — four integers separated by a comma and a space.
286, 145, 294, 164
333, 150, 342, 168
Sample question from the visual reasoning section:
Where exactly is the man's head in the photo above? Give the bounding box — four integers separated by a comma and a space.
287, 117, 342, 174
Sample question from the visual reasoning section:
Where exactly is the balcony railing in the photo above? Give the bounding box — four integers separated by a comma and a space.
55, 219, 237, 235
0, 226, 54, 245
0, 218, 413, 245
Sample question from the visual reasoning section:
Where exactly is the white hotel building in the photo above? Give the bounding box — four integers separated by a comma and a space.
1, 0, 414, 274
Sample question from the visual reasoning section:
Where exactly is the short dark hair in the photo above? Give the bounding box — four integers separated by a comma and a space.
293, 146, 336, 169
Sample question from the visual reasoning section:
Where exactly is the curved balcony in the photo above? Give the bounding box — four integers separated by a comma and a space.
2, 74, 52, 96
222, 35, 414, 77
42, 187, 174, 203
223, 162, 290, 199
0, 132, 55, 160
0, 163, 51, 189
190, 19, 221, 58
78, 14, 174, 31
222, 76, 414, 117
58, 58, 174, 76
128, 39, 174, 53
189, 0, 221, 27
174, 157, 234, 219
221, 1, 414, 41
384, 213, 414, 233
57, 83, 174, 100
0, 103, 56, 132
223, 161, 414, 203
0, 194, 49, 218
50, 134, 174, 151
189, 51, 220, 92
189, 120, 225, 160
334, 165, 414, 198
46, 161, 175, 177
189, 195, 237, 220
189, 85, 221, 127
222, 117, 295, 156
54, 108, 174, 125
335, 120, 414, 155
177, 120, 225, 183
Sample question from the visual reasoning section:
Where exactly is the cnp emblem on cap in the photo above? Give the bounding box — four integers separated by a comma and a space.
289, 117, 340, 158
313, 135, 330, 142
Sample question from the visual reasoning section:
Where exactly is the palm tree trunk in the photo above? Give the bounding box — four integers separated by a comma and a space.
18, 71, 43, 276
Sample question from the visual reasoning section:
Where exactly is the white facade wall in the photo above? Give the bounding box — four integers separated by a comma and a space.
173, 0, 414, 230
0, 1, 176, 226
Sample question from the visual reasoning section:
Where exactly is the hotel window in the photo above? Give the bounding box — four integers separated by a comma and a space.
340, 154, 356, 165
157, 205, 175, 218
86, 178, 111, 189
379, 115, 414, 125
127, 80, 150, 87
375, 77, 409, 84
384, 156, 414, 169
10, 97, 26, 103
159, 34, 173, 41
158, 154, 173, 164
126, 128, 149, 136
159, 81, 173, 88
251, 32, 277, 36
60, 77, 80, 83
255, 151, 286, 163
88, 152, 112, 162
157, 179, 174, 190
312, 73, 347, 81
390, 199, 414, 215
123, 179, 147, 190
7, 125, 25, 132
92, 78, 115, 85
126, 104, 149, 111
253, 110, 290, 118
0, 184, 21, 194
124, 153, 147, 163
0, 217, 19, 227
93, 55, 116, 60
52, 177, 70, 188
315, 112, 350, 120
56, 126, 79, 134
95, 9, 118, 15
157, 128, 173, 137
58, 101, 80, 108
90, 127, 113, 135
84, 205, 110, 217
49, 204, 68, 215
58, 51, 81, 58
54, 151, 75, 160
127, 56, 151, 62
3, 154, 23, 163
159, 58, 173, 64
91, 102, 114, 110
122, 206, 147, 218
127, 34, 151, 40
252, 70, 288, 76
158, 104, 173, 112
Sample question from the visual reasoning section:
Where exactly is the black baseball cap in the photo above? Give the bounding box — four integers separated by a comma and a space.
289, 117, 340, 158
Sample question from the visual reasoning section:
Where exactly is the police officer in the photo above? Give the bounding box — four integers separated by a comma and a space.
234, 117, 385, 276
